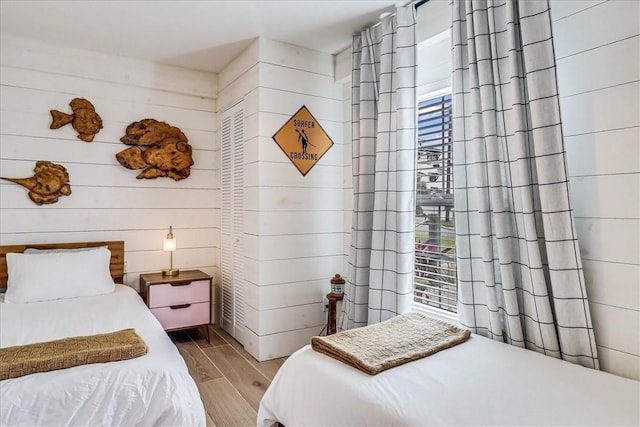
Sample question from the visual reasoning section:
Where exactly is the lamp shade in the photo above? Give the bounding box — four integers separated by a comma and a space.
162, 225, 179, 276
163, 237, 176, 251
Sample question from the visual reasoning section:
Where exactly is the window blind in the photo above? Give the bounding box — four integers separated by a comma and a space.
414, 93, 457, 312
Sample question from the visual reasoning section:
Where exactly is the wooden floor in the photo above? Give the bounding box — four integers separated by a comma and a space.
169, 324, 287, 427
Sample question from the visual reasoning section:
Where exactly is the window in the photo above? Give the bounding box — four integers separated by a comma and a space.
414, 93, 457, 313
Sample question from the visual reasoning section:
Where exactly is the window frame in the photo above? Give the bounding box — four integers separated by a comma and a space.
412, 87, 458, 321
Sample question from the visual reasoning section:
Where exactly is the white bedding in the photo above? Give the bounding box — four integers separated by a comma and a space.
0, 285, 206, 426
258, 332, 640, 426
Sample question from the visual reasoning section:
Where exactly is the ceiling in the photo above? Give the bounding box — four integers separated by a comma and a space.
0, 0, 403, 73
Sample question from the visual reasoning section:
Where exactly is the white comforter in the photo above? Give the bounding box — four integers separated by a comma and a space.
0, 285, 206, 427
258, 333, 640, 426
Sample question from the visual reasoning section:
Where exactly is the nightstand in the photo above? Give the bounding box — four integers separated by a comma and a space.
140, 270, 212, 342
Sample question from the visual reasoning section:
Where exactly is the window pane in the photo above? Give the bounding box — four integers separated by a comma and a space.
415, 94, 457, 313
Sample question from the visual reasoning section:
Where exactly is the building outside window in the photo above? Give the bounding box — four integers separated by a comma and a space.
414, 93, 457, 313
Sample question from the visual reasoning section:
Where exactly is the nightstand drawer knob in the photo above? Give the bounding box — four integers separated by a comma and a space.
170, 280, 192, 287
170, 303, 191, 310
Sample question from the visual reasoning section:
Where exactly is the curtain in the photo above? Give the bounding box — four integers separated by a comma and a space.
340, 5, 418, 330
451, 0, 598, 368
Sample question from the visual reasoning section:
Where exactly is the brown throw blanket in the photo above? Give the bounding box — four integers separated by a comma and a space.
311, 312, 470, 375
0, 328, 148, 380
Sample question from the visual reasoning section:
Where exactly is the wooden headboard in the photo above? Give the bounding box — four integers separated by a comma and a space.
0, 241, 125, 288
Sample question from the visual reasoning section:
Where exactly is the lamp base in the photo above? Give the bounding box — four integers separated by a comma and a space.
162, 268, 180, 276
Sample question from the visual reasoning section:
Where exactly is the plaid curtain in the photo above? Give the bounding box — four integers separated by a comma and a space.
452, 0, 599, 368
340, 5, 418, 330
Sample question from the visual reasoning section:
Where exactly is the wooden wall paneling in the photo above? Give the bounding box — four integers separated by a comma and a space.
570, 175, 639, 219
583, 260, 640, 310
1, 186, 217, 210
258, 87, 343, 123
246, 201, 346, 236
260, 63, 341, 99
574, 218, 639, 265
255, 234, 345, 261
549, 0, 607, 21
559, 82, 639, 137
245, 302, 326, 336
565, 128, 640, 176
256, 255, 345, 286
596, 346, 640, 380
255, 162, 345, 189
590, 303, 640, 357
245, 279, 329, 311
251, 186, 349, 211
217, 65, 259, 111
0, 208, 219, 234
259, 38, 334, 77
0, 36, 217, 97
556, 36, 639, 97
218, 39, 259, 92
0, 66, 216, 112
551, 0, 640, 379
251, 325, 324, 361
552, 0, 639, 59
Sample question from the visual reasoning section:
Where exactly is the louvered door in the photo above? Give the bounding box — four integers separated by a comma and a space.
220, 101, 245, 344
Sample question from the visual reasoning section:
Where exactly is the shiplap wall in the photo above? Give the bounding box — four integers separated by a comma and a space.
551, 0, 640, 380
0, 36, 219, 300
218, 38, 346, 361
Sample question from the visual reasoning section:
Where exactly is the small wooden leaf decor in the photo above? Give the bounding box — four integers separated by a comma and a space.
115, 118, 194, 181
50, 98, 103, 142
1, 161, 71, 205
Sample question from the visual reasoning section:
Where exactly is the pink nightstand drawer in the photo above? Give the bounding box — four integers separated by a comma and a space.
148, 279, 210, 308
150, 302, 210, 330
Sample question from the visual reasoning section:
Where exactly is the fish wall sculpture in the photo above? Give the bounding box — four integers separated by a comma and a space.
115, 118, 194, 181
1, 161, 71, 205
50, 98, 103, 142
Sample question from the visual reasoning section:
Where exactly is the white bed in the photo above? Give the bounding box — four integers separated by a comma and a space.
0, 241, 206, 426
258, 327, 640, 426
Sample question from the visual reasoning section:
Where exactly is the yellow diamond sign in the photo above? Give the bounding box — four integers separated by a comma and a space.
272, 105, 334, 176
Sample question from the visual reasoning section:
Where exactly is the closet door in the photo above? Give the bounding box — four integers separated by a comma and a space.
220, 101, 245, 344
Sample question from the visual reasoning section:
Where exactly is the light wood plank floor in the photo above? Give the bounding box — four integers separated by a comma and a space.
170, 324, 287, 427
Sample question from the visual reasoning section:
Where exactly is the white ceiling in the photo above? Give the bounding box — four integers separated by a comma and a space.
0, 0, 403, 73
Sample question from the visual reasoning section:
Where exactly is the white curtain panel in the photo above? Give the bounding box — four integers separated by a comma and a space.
340, 5, 417, 330
451, 0, 598, 368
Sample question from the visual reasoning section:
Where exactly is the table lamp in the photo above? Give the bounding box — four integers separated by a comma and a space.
163, 225, 179, 276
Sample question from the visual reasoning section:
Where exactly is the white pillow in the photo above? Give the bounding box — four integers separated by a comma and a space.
23, 246, 107, 254
5, 246, 115, 304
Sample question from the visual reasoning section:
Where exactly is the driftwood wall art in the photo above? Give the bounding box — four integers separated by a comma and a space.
1, 161, 71, 205
115, 119, 194, 181
50, 98, 103, 142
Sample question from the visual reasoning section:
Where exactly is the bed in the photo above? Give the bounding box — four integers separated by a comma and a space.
0, 241, 206, 426
258, 319, 640, 427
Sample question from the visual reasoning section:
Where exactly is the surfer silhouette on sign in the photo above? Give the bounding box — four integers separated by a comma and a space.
296, 129, 314, 154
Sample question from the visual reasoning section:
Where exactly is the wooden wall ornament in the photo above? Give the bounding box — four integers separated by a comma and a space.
0, 161, 71, 205
50, 98, 103, 142
115, 119, 193, 181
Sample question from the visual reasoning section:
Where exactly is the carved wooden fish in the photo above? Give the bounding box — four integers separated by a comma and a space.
116, 118, 193, 181
50, 98, 103, 142
1, 161, 71, 205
